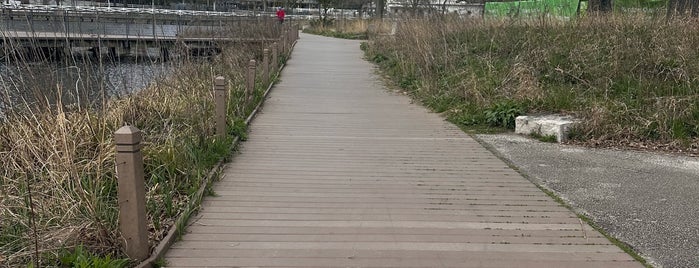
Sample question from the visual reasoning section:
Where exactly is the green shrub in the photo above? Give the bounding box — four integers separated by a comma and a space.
484, 101, 524, 129
59, 246, 130, 268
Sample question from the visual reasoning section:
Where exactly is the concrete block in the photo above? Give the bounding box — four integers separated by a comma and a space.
515, 115, 579, 142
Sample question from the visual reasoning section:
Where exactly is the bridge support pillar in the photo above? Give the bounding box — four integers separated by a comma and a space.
108, 47, 118, 60
160, 47, 170, 61
89, 46, 100, 59
62, 45, 72, 59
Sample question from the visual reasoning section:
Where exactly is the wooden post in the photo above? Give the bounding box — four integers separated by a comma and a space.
114, 126, 149, 261
214, 76, 227, 138
272, 42, 278, 72
247, 60, 256, 102
263, 49, 270, 86
281, 30, 287, 55
288, 26, 294, 45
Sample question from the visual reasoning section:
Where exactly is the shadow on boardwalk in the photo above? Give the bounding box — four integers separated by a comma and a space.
163, 33, 642, 267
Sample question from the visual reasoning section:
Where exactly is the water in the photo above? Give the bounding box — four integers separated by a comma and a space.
0, 59, 172, 113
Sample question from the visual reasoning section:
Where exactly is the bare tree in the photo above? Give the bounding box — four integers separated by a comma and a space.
316, 0, 338, 25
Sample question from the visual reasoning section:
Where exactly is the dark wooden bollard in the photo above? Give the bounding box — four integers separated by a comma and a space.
247, 60, 256, 102
214, 76, 227, 138
115, 126, 149, 261
263, 49, 270, 86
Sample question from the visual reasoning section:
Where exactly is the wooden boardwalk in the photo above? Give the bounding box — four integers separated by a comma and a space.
164, 33, 641, 267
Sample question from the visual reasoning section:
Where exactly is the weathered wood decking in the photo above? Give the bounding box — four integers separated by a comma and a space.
164, 33, 641, 267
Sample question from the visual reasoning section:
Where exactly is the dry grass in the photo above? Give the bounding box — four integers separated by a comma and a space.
365, 15, 699, 152
0, 21, 285, 266
303, 18, 375, 39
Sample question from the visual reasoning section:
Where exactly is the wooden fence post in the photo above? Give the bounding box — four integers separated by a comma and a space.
283, 29, 289, 55
114, 126, 149, 261
263, 49, 270, 86
272, 42, 278, 72
214, 76, 227, 138
247, 59, 256, 102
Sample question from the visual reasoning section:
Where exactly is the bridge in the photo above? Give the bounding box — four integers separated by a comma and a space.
0, 6, 282, 60
154, 33, 642, 267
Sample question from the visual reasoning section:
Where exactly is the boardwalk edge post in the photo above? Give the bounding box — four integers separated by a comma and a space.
282, 29, 288, 55
247, 59, 256, 103
263, 48, 270, 86
114, 126, 149, 261
272, 42, 279, 72
214, 76, 227, 138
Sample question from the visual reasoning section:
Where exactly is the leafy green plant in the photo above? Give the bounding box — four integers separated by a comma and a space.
360, 42, 369, 51
152, 258, 168, 268
484, 101, 524, 129
59, 246, 130, 268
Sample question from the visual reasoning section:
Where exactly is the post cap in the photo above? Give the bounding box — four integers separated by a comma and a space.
214, 76, 226, 88
115, 126, 142, 145
249, 59, 256, 66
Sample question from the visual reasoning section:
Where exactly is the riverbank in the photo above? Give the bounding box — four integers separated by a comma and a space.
0, 24, 288, 266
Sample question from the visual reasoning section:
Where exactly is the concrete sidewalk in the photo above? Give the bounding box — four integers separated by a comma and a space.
477, 134, 699, 268
163, 33, 642, 267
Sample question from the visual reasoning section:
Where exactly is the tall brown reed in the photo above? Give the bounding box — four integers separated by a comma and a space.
365, 15, 699, 151
0, 18, 279, 266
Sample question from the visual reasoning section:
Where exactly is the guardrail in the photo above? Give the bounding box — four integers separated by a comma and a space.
0, 9, 288, 61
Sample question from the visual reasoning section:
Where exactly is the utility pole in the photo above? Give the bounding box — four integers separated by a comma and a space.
377, 0, 384, 18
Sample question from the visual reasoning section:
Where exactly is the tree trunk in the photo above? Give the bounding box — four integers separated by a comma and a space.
377, 0, 385, 18
677, 0, 688, 15
668, 0, 695, 17
588, 0, 612, 12
667, 0, 677, 18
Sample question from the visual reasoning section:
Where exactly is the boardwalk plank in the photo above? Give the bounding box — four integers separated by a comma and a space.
163, 33, 640, 267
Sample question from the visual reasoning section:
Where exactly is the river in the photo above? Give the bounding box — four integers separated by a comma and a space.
0, 59, 172, 113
